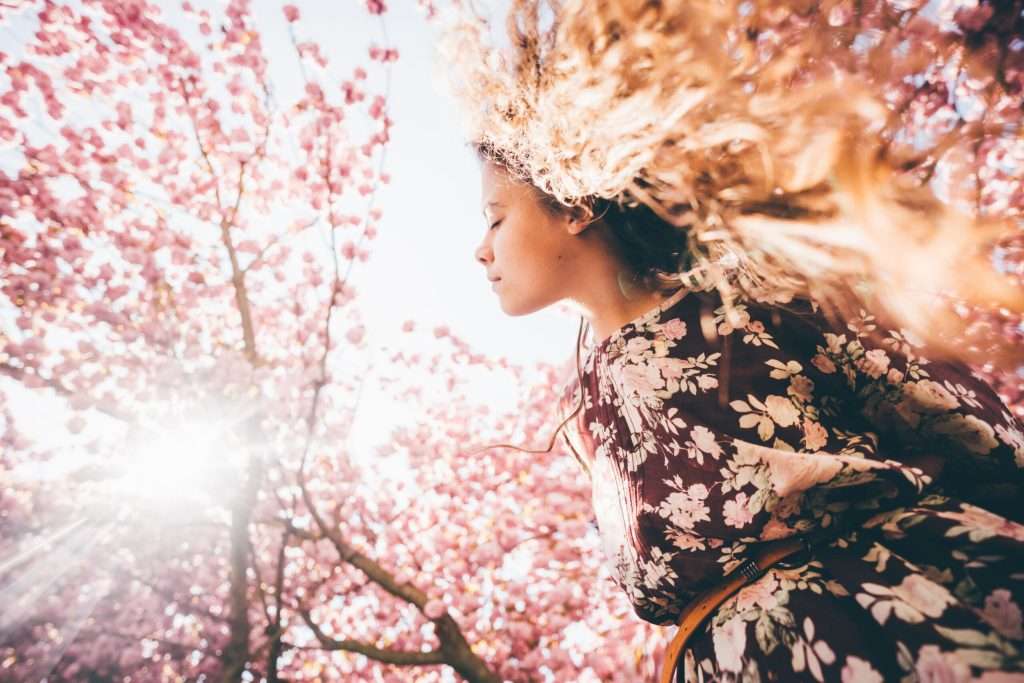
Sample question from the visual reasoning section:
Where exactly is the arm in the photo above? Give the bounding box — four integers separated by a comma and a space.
806, 307, 1024, 522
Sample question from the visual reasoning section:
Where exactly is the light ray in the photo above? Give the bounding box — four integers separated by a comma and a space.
0, 517, 88, 576
22, 571, 114, 682
0, 518, 113, 635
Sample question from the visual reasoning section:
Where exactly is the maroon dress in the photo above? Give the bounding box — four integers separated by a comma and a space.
559, 286, 1024, 681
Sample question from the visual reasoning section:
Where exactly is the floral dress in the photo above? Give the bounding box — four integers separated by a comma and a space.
558, 285, 1024, 682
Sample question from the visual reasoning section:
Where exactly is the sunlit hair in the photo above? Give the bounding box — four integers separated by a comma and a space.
440, 0, 1022, 369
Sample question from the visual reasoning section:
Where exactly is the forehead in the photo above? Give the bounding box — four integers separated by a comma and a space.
479, 161, 522, 201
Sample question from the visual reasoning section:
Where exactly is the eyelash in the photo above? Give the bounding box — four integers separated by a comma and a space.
489, 220, 502, 230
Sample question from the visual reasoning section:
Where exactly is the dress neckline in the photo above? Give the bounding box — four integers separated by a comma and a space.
590, 285, 690, 353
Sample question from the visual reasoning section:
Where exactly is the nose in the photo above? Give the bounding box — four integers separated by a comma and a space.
474, 236, 493, 267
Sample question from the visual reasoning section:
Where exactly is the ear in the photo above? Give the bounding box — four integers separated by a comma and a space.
565, 203, 597, 236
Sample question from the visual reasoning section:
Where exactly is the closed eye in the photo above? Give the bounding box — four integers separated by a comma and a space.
489, 219, 503, 230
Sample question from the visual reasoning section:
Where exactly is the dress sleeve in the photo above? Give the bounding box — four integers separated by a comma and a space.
622, 294, 1023, 623
805, 308, 1024, 523
636, 294, 915, 554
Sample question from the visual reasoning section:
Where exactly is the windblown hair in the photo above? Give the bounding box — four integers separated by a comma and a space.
441, 0, 1023, 367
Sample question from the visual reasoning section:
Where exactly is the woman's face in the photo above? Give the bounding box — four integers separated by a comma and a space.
475, 161, 582, 316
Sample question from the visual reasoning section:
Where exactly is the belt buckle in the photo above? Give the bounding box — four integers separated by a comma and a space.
736, 558, 763, 583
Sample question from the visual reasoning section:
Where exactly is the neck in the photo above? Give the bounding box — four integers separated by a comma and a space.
567, 270, 671, 344
594, 287, 670, 343
560, 224, 677, 343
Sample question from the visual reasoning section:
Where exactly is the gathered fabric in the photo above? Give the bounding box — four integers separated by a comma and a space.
559, 286, 1024, 681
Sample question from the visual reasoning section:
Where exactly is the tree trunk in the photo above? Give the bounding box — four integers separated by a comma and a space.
438, 616, 502, 683
220, 457, 260, 682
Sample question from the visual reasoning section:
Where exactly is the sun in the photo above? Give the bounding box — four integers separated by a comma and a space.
111, 421, 233, 507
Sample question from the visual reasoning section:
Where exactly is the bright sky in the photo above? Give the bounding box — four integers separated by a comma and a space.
254, 0, 580, 368
251, 1, 582, 467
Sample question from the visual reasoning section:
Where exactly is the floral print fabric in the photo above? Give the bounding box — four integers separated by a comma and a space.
559, 286, 1024, 681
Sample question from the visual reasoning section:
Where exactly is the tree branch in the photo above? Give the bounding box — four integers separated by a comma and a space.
0, 362, 134, 423
298, 610, 445, 666
240, 217, 319, 276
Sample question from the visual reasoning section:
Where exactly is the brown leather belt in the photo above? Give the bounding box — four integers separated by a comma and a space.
659, 535, 811, 683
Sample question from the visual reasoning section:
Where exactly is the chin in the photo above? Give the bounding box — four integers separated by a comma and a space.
497, 299, 524, 316
498, 295, 546, 317
493, 282, 551, 317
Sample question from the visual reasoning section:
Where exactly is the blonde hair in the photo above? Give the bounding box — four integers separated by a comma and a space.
439, 0, 1022, 368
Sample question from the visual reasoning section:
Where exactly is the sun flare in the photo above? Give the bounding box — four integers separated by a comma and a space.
112, 422, 234, 506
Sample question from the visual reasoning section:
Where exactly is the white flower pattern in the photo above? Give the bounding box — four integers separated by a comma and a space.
557, 288, 1024, 678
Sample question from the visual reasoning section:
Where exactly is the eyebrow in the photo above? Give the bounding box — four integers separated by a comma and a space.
481, 200, 504, 217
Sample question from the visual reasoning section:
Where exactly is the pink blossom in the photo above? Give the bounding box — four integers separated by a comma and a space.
66, 415, 86, 434
733, 571, 779, 612
841, 656, 883, 683
891, 574, 957, 620
620, 361, 665, 395
788, 375, 814, 401
657, 357, 685, 380
16, 2, 1022, 681
697, 374, 719, 390
811, 354, 836, 374
723, 492, 754, 528
982, 589, 1024, 640
690, 425, 722, 460
661, 318, 687, 340
346, 325, 365, 345
914, 645, 971, 683
802, 418, 828, 451
856, 348, 890, 379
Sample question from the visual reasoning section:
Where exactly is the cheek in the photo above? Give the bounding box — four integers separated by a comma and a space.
496, 216, 567, 279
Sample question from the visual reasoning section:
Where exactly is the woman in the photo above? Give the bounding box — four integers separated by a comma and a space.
451, 0, 1024, 679
475, 149, 1024, 680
